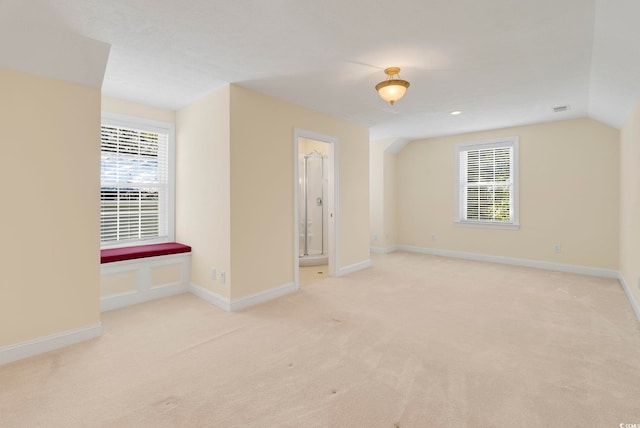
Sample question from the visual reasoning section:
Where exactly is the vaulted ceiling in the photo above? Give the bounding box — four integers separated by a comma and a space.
2, 0, 639, 140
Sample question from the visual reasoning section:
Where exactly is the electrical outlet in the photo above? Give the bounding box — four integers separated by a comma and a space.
220, 271, 226, 284
431, 234, 436, 241
211, 267, 216, 280
373, 234, 379, 242
554, 244, 561, 254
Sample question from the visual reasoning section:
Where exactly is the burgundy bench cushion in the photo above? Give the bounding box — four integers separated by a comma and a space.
101, 242, 191, 264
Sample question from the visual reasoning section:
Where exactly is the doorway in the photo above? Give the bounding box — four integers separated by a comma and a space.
293, 129, 337, 288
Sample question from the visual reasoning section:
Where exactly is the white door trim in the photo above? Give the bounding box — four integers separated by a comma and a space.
293, 129, 339, 288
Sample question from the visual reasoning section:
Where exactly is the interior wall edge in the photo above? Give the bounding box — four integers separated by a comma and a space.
229, 282, 297, 312
188, 281, 296, 312
337, 259, 372, 276
188, 283, 231, 312
618, 274, 640, 324
397, 245, 618, 278
0, 323, 103, 366
370, 246, 399, 254
392, 245, 639, 323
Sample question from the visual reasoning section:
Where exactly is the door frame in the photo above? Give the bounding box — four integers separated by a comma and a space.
293, 129, 338, 288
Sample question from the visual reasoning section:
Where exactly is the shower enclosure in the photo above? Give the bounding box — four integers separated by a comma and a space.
298, 151, 328, 266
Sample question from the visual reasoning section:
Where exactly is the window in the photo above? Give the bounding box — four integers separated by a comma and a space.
100, 114, 175, 248
455, 137, 519, 226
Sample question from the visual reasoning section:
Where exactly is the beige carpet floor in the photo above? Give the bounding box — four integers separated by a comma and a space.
2, 252, 640, 427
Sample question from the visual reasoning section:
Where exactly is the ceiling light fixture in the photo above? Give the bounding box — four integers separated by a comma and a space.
450, 110, 462, 115
375, 67, 410, 105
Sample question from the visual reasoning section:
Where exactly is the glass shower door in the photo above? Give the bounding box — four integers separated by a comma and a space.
299, 154, 324, 257
305, 156, 324, 256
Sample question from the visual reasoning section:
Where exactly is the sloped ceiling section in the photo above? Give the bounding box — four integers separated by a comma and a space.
0, 0, 110, 88
385, 139, 411, 155
588, 0, 640, 128
1, 0, 639, 139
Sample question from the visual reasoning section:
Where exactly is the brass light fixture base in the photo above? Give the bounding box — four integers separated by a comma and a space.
383, 67, 401, 76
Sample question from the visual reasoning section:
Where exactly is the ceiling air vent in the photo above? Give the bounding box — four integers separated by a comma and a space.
553, 105, 570, 113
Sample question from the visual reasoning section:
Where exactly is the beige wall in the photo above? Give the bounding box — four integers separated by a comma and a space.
229, 85, 369, 299
369, 139, 387, 247
0, 68, 101, 347
370, 139, 398, 249
383, 151, 397, 248
620, 100, 640, 305
176, 86, 231, 298
101, 97, 176, 123
397, 118, 619, 269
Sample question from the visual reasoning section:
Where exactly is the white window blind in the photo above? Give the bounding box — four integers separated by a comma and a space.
456, 138, 519, 225
100, 121, 170, 246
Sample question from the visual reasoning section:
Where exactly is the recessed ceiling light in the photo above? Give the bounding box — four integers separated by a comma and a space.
450, 110, 462, 115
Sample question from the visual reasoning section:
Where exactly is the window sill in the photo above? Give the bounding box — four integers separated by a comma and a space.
454, 221, 520, 230
100, 242, 191, 264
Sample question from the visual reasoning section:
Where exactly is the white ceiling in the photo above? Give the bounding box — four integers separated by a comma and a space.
2, 0, 640, 141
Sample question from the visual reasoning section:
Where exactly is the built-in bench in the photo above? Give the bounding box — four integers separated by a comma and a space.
100, 242, 192, 264
100, 242, 192, 312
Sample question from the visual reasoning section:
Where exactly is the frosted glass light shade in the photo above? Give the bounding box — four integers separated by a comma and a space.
376, 80, 409, 105
375, 67, 410, 105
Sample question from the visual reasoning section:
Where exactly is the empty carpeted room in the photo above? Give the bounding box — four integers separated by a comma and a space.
1, 1, 640, 427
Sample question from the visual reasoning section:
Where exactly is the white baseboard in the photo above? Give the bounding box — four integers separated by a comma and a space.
618, 274, 640, 323
100, 282, 188, 312
397, 245, 619, 279
189, 283, 231, 312
230, 282, 296, 312
337, 259, 372, 276
0, 323, 102, 366
397, 245, 640, 323
189, 282, 297, 312
370, 246, 398, 254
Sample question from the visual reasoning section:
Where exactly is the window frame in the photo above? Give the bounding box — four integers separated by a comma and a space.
454, 137, 519, 228
100, 112, 176, 249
